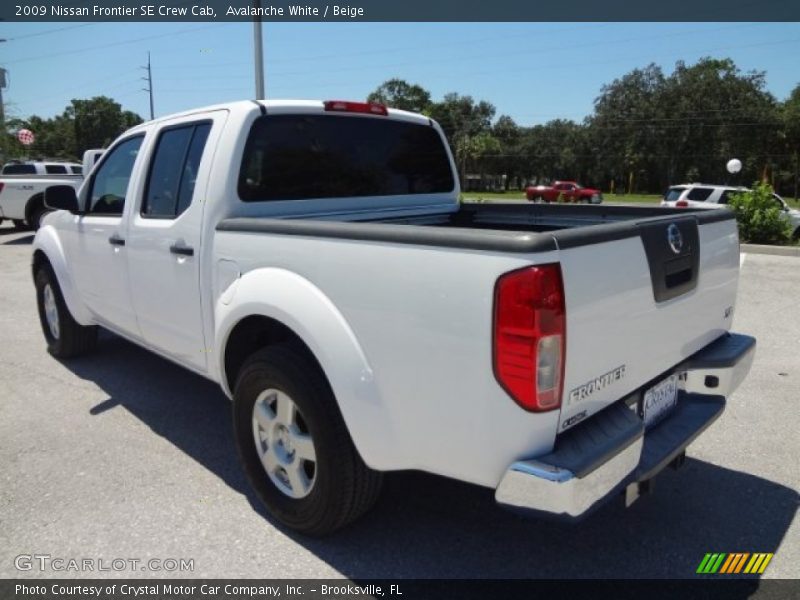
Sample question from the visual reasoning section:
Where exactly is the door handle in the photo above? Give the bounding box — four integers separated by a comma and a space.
108, 235, 125, 246
169, 243, 194, 257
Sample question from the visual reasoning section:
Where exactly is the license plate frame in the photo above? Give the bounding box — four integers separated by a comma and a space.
641, 373, 680, 429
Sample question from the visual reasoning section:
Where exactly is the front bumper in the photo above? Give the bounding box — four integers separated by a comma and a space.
495, 333, 756, 520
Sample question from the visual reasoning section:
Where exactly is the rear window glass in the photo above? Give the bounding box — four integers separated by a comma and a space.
664, 187, 686, 201
2, 164, 36, 175
238, 114, 454, 201
45, 165, 67, 174
70, 166, 83, 174
687, 187, 713, 201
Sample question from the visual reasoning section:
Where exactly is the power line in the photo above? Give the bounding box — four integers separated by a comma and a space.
155, 22, 765, 73
4, 24, 94, 41
3, 24, 230, 65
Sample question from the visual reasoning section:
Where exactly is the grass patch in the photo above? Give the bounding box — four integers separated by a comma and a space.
460, 191, 526, 202
603, 193, 663, 205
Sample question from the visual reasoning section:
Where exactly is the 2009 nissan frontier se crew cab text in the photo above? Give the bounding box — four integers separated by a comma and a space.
32, 99, 756, 535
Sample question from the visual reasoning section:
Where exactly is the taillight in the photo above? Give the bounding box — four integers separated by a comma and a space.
493, 264, 566, 412
675, 200, 689, 208
323, 100, 388, 116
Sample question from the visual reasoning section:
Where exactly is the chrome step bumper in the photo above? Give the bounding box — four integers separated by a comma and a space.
495, 333, 755, 520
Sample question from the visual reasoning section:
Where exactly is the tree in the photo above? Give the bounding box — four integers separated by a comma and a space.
590, 63, 666, 193
660, 58, 778, 189
491, 115, 524, 187
66, 96, 143, 157
521, 119, 590, 186
1, 97, 143, 163
367, 79, 432, 113
781, 83, 800, 200
428, 93, 496, 185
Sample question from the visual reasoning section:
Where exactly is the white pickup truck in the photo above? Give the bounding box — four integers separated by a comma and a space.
0, 161, 83, 230
33, 100, 755, 535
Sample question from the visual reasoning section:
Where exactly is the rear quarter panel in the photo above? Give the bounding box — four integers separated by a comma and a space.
214, 230, 562, 488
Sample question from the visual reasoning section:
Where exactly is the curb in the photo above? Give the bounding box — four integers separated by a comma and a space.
741, 244, 800, 257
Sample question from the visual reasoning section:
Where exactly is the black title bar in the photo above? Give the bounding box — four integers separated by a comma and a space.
3, 579, 799, 600
3, 0, 800, 22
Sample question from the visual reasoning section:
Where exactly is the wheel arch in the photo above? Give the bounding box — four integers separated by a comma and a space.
32, 230, 93, 326
215, 267, 396, 471
24, 192, 45, 226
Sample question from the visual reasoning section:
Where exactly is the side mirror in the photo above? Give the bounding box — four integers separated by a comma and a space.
44, 185, 81, 214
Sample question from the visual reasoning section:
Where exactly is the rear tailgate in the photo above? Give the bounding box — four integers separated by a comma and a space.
553, 211, 740, 432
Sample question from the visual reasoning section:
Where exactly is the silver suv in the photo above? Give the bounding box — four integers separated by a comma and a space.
661, 183, 800, 239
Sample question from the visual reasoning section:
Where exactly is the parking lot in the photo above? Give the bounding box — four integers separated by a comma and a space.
0, 222, 797, 580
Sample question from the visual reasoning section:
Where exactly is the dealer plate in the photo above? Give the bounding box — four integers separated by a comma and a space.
641, 373, 680, 429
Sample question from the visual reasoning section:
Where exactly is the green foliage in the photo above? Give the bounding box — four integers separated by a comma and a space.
2, 96, 143, 162
370, 57, 797, 196
66, 96, 143, 156
367, 79, 432, 113
591, 58, 779, 192
728, 182, 792, 245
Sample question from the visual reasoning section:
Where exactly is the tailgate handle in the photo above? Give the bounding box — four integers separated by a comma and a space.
663, 255, 693, 288
108, 235, 125, 246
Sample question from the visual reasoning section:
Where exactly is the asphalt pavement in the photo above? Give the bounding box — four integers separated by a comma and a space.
0, 222, 797, 580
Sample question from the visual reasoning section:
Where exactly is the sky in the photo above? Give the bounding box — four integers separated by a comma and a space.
2, 22, 800, 127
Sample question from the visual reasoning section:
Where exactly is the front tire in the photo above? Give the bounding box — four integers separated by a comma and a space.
35, 266, 98, 358
233, 344, 382, 536
31, 205, 53, 231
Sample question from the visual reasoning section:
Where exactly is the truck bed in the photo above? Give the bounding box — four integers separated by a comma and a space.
216, 201, 739, 453
217, 201, 733, 253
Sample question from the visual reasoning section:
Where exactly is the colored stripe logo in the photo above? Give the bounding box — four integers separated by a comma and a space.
697, 553, 773, 574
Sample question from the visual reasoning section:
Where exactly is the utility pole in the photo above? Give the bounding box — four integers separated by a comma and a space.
0, 68, 6, 135
141, 51, 154, 120
0, 39, 7, 163
253, 0, 265, 99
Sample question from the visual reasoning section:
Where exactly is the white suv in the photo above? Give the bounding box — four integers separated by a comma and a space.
1, 161, 82, 176
661, 183, 800, 240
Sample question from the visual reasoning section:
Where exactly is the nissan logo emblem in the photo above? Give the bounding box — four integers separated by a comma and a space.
667, 223, 683, 254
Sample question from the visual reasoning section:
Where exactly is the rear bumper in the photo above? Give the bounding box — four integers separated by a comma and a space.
495, 333, 755, 520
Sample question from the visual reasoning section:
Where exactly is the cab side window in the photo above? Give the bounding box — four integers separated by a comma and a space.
88, 136, 144, 215
687, 187, 713, 201
142, 122, 211, 219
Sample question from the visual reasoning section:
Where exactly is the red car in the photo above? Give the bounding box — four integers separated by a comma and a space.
525, 181, 603, 204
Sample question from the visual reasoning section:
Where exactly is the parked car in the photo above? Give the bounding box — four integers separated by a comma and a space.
525, 180, 603, 203
0, 161, 83, 230
1, 160, 83, 176
0, 153, 107, 230
661, 183, 800, 239
33, 99, 754, 535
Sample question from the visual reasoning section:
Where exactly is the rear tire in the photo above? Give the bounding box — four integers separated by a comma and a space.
233, 344, 382, 536
35, 266, 98, 358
